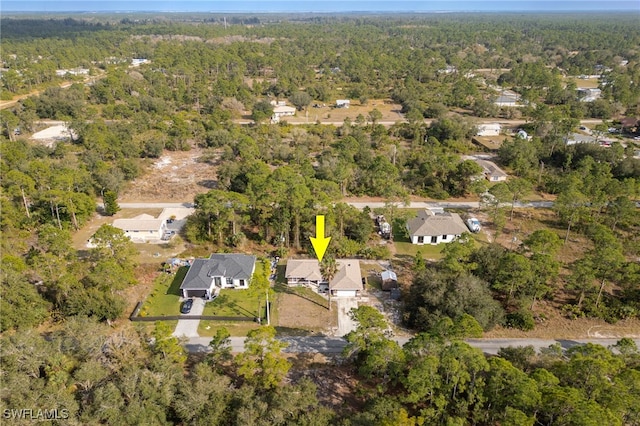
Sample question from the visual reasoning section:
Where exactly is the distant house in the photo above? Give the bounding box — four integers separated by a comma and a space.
564, 132, 597, 145
438, 65, 458, 74
577, 88, 602, 102
475, 159, 508, 182
477, 123, 502, 137
271, 105, 296, 122
112, 214, 167, 242
111, 207, 193, 243
131, 58, 150, 67
380, 270, 398, 291
56, 68, 90, 77
330, 260, 363, 297
336, 99, 350, 108
285, 259, 323, 287
179, 254, 256, 298
406, 210, 469, 245
494, 90, 522, 107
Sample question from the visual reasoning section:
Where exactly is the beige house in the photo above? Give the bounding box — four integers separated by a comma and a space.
285, 258, 363, 297
476, 123, 502, 137
111, 207, 194, 243
475, 159, 508, 182
272, 105, 296, 122
112, 214, 167, 242
330, 260, 363, 297
406, 210, 469, 245
285, 259, 323, 286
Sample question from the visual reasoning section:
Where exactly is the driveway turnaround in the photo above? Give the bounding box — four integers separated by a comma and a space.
173, 297, 205, 338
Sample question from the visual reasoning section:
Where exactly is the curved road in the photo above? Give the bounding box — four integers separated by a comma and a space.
184, 335, 640, 355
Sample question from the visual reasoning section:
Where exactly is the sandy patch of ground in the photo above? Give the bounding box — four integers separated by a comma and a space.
119, 148, 219, 203
30, 125, 76, 147
484, 311, 640, 340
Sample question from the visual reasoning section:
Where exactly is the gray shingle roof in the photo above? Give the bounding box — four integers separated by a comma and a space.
180, 254, 256, 290
406, 210, 468, 237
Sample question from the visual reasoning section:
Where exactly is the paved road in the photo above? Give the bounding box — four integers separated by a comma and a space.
119, 202, 195, 209
183, 335, 640, 355
118, 200, 554, 211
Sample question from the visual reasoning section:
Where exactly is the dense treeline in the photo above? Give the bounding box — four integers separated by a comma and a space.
2, 313, 639, 425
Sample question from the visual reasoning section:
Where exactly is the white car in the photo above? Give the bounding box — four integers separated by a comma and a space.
466, 218, 481, 233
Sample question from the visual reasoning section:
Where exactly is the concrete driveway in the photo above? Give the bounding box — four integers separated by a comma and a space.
336, 297, 359, 337
173, 297, 205, 338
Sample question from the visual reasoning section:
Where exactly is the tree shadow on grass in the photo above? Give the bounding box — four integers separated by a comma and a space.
166, 267, 188, 296
209, 294, 255, 318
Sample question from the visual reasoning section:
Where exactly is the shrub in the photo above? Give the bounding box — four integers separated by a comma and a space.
505, 310, 535, 331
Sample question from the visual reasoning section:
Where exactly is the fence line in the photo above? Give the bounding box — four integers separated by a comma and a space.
129, 301, 254, 322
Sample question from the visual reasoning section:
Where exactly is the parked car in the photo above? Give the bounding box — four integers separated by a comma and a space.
180, 298, 194, 314
466, 218, 481, 233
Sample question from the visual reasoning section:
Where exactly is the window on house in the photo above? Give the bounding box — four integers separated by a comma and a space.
239, 279, 245, 286
226, 278, 233, 286
431, 236, 437, 244
417, 236, 424, 243
442, 235, 447, 240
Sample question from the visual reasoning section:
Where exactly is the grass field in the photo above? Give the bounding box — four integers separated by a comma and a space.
140, 267, 186, 316
201, 289, 263, 318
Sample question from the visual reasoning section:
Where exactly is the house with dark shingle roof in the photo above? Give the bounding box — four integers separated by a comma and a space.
406, 209, 469, 245
179, 253, 256, 298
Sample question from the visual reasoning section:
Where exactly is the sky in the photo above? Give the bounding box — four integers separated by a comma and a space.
1, 1, 639, 13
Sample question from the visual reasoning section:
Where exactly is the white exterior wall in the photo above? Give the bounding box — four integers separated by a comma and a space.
219, 277, 249, 289
411, 234, 459, 245
123, 227, 164, 241
334, 290, 357, 297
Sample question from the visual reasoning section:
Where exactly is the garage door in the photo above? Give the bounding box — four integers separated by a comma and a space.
185, 290, 207, 298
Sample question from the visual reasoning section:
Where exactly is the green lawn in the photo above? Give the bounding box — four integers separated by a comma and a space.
140, 267, 187, 317
197, 320, 260, 337
391, 219, 444, 260
201, 289, 263, 318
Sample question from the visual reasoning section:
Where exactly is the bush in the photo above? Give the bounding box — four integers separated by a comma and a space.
505, 310, 535, 331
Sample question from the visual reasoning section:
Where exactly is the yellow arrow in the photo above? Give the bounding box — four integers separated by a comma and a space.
310, 215, 331, 262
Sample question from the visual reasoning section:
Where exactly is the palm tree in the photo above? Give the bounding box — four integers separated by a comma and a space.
320, 256, 338, 312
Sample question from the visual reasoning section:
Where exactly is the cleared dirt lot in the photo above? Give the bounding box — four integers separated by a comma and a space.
276, 288, 337, 335
276, 99, 404, 124
119, 148, 219, 203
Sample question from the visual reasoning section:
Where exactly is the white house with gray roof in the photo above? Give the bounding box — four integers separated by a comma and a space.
179, 254, 256, 298
406, 209, 469, 245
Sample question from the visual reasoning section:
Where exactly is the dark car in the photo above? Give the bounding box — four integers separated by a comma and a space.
180, 299, 194, 314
